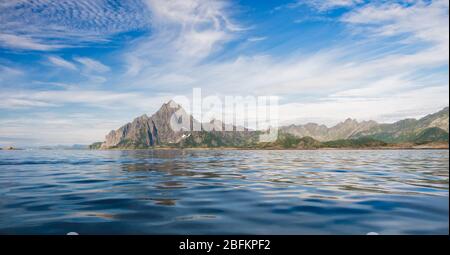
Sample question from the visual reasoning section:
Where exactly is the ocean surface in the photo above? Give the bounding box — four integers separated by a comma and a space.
0, 149, 448, 235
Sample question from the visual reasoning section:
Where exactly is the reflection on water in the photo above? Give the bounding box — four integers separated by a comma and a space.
0, 149, 448, 234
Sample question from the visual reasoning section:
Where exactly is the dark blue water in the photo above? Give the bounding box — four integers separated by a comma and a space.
0, 149, 448, 234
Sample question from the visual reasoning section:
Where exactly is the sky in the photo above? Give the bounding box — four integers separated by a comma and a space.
0, 0, 449, 146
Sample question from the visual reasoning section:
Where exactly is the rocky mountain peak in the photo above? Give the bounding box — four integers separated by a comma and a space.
95, 102, 449, 149
344, 118, 354, 123
100, 100, 191, 148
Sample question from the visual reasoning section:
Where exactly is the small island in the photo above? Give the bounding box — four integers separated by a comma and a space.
0, 146, 21, 150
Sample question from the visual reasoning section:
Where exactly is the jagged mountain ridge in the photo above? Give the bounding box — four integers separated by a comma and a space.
280, 118, 379, 141
280, 107, 449, 143
99, 100, 256, 149
95, 102, 449, 149
100, 100, 196, 149
349, 107, 449, 143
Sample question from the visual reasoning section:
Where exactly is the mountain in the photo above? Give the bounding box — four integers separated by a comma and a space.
349, 107, 449, 143
36, 144, 88, 150
413, 127, 449, 144
98, 100, 257, 149
100, 100, 196, 149
257, 133, 322, 149
280, 107, 448, 143
179, 131, 259, 148
280, 119, 378, 141
93, 102, 448, 149
321, 137, 387, 148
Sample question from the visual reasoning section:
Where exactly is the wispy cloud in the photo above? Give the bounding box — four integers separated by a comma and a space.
0, 0, 448, 145
0, 65, 23, 77
279, 85, 449, 126
0, 89, 172, 111
0, 64, 25, 85
283, 0, 363, 12
341, 0, 449, 49
310, 0, 363, 10
0, 113, 127, 145
74, 57, 110, 73
0, 98, 56, 109
124, 0, 241, 76
0, 0, 150, 51
0, 33, 64, 51
247, 37, 267, 42
48, 56, 77, 71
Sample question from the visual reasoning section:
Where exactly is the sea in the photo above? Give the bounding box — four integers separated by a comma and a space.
0, 149, 448, 234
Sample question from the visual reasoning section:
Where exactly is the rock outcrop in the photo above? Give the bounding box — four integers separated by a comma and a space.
100, 100, 196, 149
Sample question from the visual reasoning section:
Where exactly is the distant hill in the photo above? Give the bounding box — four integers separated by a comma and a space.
91, 102, 448, 149
37, 144, 88, 150
321, 137, 387, 148
349, 107, 449, 143
257, 133, 322, 149
413, 127, 449, 144
280, 118, 378, 141
280, 107, 449, 143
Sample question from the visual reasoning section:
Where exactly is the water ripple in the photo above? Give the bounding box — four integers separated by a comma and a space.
0, 149, 448, 234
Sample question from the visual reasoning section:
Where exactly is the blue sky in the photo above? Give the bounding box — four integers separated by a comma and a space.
0, 0, 449, 145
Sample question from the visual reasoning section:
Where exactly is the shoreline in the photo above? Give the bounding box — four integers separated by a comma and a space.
89, 145, 449, 151
6, 143, 448, 151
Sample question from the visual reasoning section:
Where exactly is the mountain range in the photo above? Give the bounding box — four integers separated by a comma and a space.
280, 107, 449, 143
90, 101, 449, 149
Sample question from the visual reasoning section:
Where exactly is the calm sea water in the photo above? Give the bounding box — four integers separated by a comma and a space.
0, 149, 448, 234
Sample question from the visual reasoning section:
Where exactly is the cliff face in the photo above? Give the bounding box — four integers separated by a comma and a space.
101, 100, 194, 149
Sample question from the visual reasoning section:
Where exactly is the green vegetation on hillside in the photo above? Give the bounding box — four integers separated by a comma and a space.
261, 133, 321, 149
90, 130, 448, 150
356, 127, 449, 145
414, 127, 449, 144
179, 131, 260, 148
351, 107, 449, 143
322, 137, 387, 148
88, 142, 103, 149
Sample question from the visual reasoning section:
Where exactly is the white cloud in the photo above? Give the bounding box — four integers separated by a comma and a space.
247, 37, 267, 42
1, 0, 448, 145
279, 85, 449, 126
0, 64, 25, 85
288, 0, 363, 11
74, 57, 110, 73
0, 65, 23, 77
0, 98, 56, 109
341, 0, 449, 49
132, 39, 447, 95
0, 0, 150, 51
0, 114, 126, 145
93, 0, 450, 129
0, 90, 175, 145
48, 56, 77, 70
0, 88, 173, 112
0, 34, 63, 51
130, 0, 447, 124
299, 0, 364, 11
124, 0, 240, 76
